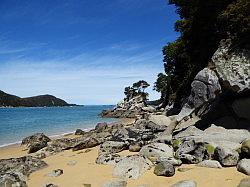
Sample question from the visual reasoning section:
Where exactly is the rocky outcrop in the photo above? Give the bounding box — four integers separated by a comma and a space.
212, 40, 250, 92
100, 95, 151, 118
0, 156, 47, 186
22, 133, 51, 154
172, 40, 250, 131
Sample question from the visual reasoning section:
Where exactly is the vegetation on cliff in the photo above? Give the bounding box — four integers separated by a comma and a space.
154, 0, 250, 108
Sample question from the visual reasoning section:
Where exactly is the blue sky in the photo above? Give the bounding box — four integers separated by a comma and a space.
0, 0, 179, 104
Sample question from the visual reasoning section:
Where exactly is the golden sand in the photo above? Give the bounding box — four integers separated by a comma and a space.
0, 143, 246, 187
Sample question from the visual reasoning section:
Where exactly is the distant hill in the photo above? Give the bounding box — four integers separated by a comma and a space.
0, 90, 76, 107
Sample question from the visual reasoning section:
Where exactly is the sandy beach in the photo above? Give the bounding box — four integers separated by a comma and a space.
0, 142, 247, 187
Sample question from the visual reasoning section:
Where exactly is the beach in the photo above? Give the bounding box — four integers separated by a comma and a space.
0, 142, 246, 187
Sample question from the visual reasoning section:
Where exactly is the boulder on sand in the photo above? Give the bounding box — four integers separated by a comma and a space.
214, 146, 239, 166
112, 155, 153, 179
237, 159, 250, 175
139, 143, 174, 162
154, 161, 175, 177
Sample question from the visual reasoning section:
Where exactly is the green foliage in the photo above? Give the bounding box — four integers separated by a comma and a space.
124, 80, 150, 101
205, 144, 215, 154
159, 0, 249, 105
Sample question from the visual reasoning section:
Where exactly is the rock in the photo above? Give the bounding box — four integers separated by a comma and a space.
102, 180, 127, 187
99, 141, 127, 155
174, 125, 250, 150
176, 68, 221, 122
197, 160, 222, 169
176, 140, 208, 164
170, 180, 197, 187
148, 114, 172, 126
154, 161, 175, 177
22, 133, 50, 146
129, 142, 142, 152
212, 39, 250, 92
237, 159, 250, 175
0, 172, 28, 187
142, 106, 156, 113
72, 137, 101, 151
96, 154, 121, 165
67, 160, 77, 166
139, 143, 174, 162
154, 134, 172, 144
46, 169, 63, 177
242, 139, 250, 158
75, 129, 85, 135
28, 141, 48, 153
237, 178, 250, 187
0, 156, 47, 176
214, 146, 239, 166
113, 155, 153, 179
22, 133, 51, 153
95, 122, 109, 132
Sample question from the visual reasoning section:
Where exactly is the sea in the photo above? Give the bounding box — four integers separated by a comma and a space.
0, 105, 116, 147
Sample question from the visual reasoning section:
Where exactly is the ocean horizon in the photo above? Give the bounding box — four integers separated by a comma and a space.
0, 105, 116, 147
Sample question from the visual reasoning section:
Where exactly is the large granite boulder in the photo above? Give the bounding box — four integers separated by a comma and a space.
237, 159, 250, 175
112, 155, 153, 179
73, 137, 101, 151
212, 40, 250, 92
237, 178, 250, 187
176, 68, 221, 122
96, 154, 121, 165
154, 161, 175, 177
214, 146, 239, 166
0, 172, 28, 187
0, 156, 47, 186
22, 133, 51, 153
99, 141, 127, 155
0, 156, 47, 176
176, 140, 208, 164
148, 114, 172, 126
102, 180, 127, 187
139, 143, 174, 162
174, 125, 250, 150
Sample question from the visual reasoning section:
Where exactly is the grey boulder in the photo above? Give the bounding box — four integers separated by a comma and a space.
99, 141, 127, 155
113, 155, 153, 179
197, 160, 222, 169
237, 178, 250, 187
214, 146, 239, 166
153, 161, 175, 177
237, 159, 250, 175
241, 139, 250, 158
139, 143, 174, 162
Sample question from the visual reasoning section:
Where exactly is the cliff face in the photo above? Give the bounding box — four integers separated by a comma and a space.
172, 40, 250, 130
0, 90, 73, 107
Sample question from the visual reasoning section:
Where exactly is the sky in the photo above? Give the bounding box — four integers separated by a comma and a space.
0, 0, 179, 105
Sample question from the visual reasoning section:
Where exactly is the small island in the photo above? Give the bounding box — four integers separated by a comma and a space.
0, 90, 76, 107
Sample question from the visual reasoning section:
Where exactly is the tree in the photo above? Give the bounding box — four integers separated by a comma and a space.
132, 80, 150, 93
159, 0, 249, 106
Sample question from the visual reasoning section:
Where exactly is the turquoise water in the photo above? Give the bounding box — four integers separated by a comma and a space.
0, 105, 115, 147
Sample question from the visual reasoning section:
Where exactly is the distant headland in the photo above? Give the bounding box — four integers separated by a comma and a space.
0, 90, 77, 107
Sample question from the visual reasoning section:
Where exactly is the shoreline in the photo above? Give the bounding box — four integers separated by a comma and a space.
0, 118, 134, 149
